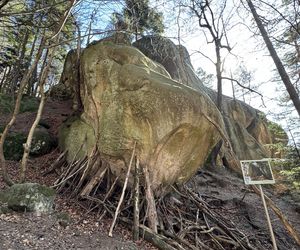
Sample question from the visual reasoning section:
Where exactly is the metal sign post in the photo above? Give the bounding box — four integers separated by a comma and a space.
240, 159, 278, 250
258, 184, 278, 250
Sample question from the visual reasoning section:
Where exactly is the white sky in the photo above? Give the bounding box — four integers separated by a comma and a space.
158, 0, 291, 119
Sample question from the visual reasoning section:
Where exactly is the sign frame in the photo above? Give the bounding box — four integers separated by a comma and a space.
240, 159, 275, 185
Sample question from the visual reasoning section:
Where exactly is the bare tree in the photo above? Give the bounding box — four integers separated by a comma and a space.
183, 0, 232, 111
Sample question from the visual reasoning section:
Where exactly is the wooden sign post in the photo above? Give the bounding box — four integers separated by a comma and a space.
240, 159, 278, 250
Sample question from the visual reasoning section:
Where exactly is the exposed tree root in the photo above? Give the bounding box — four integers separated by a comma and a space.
49, 150, 263, 249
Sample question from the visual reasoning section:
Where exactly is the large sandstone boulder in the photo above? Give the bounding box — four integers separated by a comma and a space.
58, 37, 287, 191
59, 41, 225, 190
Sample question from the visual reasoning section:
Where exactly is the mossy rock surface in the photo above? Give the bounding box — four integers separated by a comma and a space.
1, 126, 55, 160
31, 126, 56, 156
0, 93, 39, 115
59, 42, 224, 190
3, 131, 27, 161
5, 183, 55, 213
49, 83, 73, 100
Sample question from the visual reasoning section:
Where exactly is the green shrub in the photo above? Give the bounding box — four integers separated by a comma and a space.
271, 147, 300, 191
0, 93, 39, 115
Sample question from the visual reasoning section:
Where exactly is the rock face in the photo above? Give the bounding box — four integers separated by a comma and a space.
59, 41, 225, 190
58, 37, 286, 191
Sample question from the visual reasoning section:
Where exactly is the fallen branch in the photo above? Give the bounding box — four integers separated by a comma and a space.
80, 161, 106, 197
133, 157, 140, 241
109, 141, 136, 237
144, 164, 158, 233
121, 217, 178, 250
42, 150, 67, 176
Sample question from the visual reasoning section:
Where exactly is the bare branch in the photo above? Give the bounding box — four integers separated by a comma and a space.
221, 76, 263, 97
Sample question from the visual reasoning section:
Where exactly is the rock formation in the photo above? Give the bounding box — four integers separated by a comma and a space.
58, 36, 287, 192
134, 36, 287, 163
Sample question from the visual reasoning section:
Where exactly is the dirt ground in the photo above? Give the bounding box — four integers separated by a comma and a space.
0, 156, 156, 250
0, 98, 299, 250
188, 167, 300, 250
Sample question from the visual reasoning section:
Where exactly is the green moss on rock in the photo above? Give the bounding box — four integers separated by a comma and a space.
59, 116, 96, 161
5, 183, 55, 213
31, 126, 56, 156
3, 132, 27, 160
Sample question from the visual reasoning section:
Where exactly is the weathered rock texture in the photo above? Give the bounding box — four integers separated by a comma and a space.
134, 36, 287, 162
58, 37, 286, 191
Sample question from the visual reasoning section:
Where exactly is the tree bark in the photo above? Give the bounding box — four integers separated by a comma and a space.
133, 158, 140, 241
20, 45, 57, 182
0, 37, 45, 186
215, 40, 222, 110
246, 0, 300, 117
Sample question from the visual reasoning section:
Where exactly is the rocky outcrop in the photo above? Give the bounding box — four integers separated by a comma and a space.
58, 37, 287, 191
59, 41, 225, 191
134, 36, 287, 162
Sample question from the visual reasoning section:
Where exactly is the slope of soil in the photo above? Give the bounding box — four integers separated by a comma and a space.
188, 167, 300, 249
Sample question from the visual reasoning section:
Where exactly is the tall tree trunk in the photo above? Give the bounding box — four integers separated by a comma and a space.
0, 37, 46, 186
27, 27, 40, 96
0, 66, 9, 91
215, 40, 222, 111
11, 29, 30, 92
75, 22, 83, 111
246, 0, 300, 117
33, 49, 48, 96
20, 46, 56, 182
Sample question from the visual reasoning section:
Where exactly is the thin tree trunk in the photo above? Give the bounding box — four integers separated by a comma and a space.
246, 0, 300, 117
0, 66, 9, 91
0, 66, 11, 93
20, 46, 56, 182
215, 40, 222, 111
27, 28, 40, 96
230, 71, 236, 100
133, 158, 140, 241
10, 29, 30, 93
0, 37, 45, 186
33, 49, 48, 96
75, 22, 83, 111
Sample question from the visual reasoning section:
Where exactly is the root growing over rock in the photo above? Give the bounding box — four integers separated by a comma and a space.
49, 150, 262, 250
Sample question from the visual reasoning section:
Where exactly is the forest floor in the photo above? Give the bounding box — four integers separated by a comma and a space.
0, 98, 299, 250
